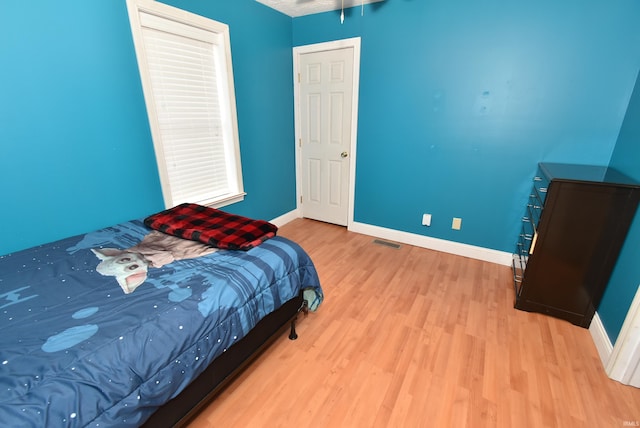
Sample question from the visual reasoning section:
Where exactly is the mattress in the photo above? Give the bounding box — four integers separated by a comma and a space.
0, 219, 322, 427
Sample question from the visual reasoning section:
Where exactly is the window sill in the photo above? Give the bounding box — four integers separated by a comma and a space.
207, 192, 246, 209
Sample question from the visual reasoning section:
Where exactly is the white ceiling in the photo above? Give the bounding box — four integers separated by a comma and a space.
256, 0, 385, 18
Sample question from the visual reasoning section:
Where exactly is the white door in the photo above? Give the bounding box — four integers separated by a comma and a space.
295, 40, 359, 226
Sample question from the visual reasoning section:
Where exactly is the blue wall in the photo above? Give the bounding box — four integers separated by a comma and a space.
293, 0, 640, 253
1, 1, 162, 255
599, 71, 640, 343
0, 0, 296, 256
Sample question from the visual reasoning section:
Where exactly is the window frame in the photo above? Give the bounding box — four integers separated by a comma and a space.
126, 0, 245, 209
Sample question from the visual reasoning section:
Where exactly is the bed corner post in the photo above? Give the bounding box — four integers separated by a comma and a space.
288, 300, 309, 340
289, 319, 299, 340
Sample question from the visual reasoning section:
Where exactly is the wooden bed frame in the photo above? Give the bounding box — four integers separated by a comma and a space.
142, 293, 308, 427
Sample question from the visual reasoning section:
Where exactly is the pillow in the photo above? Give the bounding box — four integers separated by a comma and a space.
144, 203, 277, 251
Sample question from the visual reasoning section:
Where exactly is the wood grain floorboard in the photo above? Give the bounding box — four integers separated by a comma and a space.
187, 218, 640, 428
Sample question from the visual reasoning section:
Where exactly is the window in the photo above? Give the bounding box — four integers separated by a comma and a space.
127, 0, 244, 209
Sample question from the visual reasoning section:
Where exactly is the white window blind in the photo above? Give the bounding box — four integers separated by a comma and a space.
127, 0, 244, 208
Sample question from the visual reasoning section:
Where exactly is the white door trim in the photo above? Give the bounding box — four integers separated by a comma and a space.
605, 284, 640, 386
293, 37, 361, 227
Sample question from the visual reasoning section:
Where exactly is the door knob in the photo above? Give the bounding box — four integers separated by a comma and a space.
341, 151, 348, 158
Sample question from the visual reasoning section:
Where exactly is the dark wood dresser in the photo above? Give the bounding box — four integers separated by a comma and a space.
512, 162, 640, 327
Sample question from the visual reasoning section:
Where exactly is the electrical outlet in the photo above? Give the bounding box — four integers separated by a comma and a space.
422, 213, 432, 226
452, 217, 462, 230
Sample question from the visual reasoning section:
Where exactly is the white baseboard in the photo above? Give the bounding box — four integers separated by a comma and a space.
348, 221, 513, 266
270, 209, 301, 228
273, 214, 512, 266
589, 312, 613, 367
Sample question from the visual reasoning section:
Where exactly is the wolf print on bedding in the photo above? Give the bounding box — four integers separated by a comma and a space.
92, 248, 149, 294
92, 230, 218, 294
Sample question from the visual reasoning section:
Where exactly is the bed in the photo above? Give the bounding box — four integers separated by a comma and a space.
0, 205, 323, 427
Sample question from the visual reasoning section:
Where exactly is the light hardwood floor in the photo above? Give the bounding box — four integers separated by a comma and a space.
188, 218, 640, 427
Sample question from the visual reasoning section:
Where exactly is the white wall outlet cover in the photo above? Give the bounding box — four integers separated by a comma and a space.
452, 217, 462, 230
422, 213, 432, 226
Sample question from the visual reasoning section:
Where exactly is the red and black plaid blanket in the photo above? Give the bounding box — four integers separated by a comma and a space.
143, 203, 278, 251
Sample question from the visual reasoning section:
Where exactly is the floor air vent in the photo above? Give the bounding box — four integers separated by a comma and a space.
372, 239, 401, 249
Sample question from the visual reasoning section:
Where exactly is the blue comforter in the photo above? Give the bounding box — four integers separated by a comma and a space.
0, 220, 322, 427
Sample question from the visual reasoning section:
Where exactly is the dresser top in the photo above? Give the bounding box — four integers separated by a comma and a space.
540, 162, 640, 187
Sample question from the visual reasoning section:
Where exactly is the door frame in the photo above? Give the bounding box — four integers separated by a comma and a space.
293, 37, 361, 227
605, 284, 640, 386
